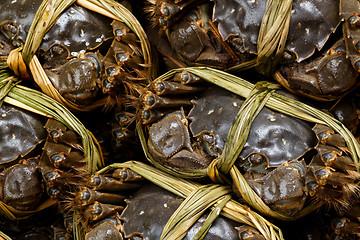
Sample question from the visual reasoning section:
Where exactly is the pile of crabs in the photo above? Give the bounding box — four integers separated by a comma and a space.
0, 0, 360, 239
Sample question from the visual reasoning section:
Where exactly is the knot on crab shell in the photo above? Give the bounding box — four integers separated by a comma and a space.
7, 47, 30, 79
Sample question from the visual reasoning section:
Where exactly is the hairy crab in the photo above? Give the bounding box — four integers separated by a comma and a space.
329, 200, 360, 239
137, 68, 360, 218
72, 168, 143, 238
0, 104, 86, 218
36, 118, 88, 207
0, 103, 47, 169
0, 0, 153, 110
75, 174, 266, 240
0, 105, 96, 221
146, 0, 360, 100
0, 159, 44, 211
0, 104, 47, 214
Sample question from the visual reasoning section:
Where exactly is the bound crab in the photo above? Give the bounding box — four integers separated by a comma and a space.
329, 199, 360, 239
0, 103, 49, 216
145, 0, 360, 100
0, 0, 154, 111
70, 166, 270, 240
37, 118, 89, 209
0, 106, 87, 217
136, 67, 360, 219
0, 88, 105, 228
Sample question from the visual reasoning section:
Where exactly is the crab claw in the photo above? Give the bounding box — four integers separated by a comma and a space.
331, 217, 360, 236
278, 39, 358, 100
246, 160, 308, 217
312, 124, 346, 149
85, 215, 123, 240
84, 201, 124, 222
0, 162, 43, 211
305, 167, 360, 210
75, 187, 126, 206
112, 168, 145, 182
149, 78, 205, 95
315, 145, 357, 172
89, 173, 141, 192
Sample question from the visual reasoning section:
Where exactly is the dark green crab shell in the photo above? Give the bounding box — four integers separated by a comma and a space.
189, 86, 317, 168
121, 183, 240, 239
0, 103, 47, 166
213, 0, 341, 62
0, 0, 113, 55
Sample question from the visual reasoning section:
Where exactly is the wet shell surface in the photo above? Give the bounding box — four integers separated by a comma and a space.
121, 183, 239, 239
0, 0, 113, 55
213, 0, 341, 61
0, 103, 47, 166
188, 87, 316, 167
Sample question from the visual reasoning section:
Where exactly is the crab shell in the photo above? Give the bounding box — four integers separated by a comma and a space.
213, 0, 341, 62
0, 0, 113, 56
0, 161, 43, 211
0, 103, 47, 168
277, 38, 359, 100
188, 86, 316, 168
120, 183, 240, 239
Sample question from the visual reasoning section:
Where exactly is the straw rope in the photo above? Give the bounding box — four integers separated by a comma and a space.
7, 48, 29, 79
98, 161, 284, 240
6, 0, 154, 111
226, 0, 293, 76
137, 66, 360, 221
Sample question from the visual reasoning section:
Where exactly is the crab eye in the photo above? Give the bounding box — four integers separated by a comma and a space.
114, 28, 126, 38
106, 67, 117, 79
181, 72, 190, 83
240, 230, 254, 240
103, 79, 114, 91
44, 172, 55, 182
50, 45, 65, 55
317, 131, 331, 142
119, 170, 128, 180
115, 113, 132, 125
0, 21, 19, 40
332, 218, 347, 234
322, 152, 337, 164
202, 133, 215, 145
160, 4, 171, 16
44, 170, 60, 182
248, 153, 265, 164
315, 168, 331, 185
112, 128, 126, 139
